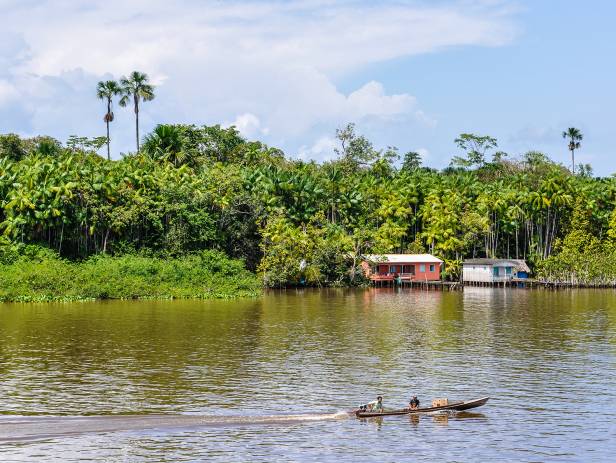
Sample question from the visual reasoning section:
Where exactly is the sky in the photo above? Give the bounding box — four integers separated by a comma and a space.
0, 0, 614, 174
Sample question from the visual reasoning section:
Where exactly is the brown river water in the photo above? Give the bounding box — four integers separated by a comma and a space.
0, 288, 615, 462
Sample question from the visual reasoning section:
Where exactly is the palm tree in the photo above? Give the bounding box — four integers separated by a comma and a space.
96, 80, 122, 160
562, 127, 583, 174
119, 71, 155, 153
142, 124, 187, 166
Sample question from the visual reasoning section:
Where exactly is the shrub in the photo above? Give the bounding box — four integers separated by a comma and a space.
0, 250, 259, 302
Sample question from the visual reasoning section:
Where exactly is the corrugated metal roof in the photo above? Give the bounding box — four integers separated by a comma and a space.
463, 258, 530, 272
363, 254, 443, 264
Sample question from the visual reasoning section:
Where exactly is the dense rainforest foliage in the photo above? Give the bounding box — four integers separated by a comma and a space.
2, 122, 616, 293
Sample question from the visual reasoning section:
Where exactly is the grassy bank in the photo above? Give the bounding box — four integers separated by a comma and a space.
0, 249, 260, 302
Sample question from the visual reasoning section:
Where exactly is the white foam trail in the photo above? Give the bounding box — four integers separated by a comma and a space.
0, 411, 352, 443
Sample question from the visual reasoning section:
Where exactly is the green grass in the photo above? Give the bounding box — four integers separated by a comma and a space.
0, 250, 260, 303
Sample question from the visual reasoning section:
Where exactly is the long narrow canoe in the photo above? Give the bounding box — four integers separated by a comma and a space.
355, 396, 489, 418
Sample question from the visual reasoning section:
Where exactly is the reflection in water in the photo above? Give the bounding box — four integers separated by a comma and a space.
431, 412, 449, 426
360, 410, 487, 429
359, 416, 384, 431
0, 288, 615, 462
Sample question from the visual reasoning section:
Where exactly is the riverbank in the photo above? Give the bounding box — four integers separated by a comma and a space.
0, 250, 260, 302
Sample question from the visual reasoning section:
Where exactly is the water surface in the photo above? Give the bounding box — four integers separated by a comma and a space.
1, 288, 615, 461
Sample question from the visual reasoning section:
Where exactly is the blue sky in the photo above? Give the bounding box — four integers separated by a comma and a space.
0, 0, 614, 174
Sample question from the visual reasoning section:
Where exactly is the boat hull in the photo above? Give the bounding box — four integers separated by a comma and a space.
355, 397, 489, 418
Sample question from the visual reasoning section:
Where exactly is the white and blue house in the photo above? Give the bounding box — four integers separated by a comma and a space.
462, 259, 530, 284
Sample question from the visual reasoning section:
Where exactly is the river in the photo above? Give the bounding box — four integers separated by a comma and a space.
0, 288, 615, 462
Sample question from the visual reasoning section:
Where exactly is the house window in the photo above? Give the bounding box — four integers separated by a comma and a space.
429, 264, 435, 272
419, 264, 426, 272
493, 267, 500, 277
506, 267, 512, 275
402, 265, 414, 274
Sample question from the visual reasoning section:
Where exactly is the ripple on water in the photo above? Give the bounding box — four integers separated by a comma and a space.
0, 288, 615, 462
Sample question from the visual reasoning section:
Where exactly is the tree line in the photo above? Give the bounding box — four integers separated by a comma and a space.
1, 74, 615, 286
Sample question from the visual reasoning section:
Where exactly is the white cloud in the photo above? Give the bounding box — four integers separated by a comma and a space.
226, 112, 270, 138
298, 136, 338, 162
346, 81, 415, 119
0, 0, 518, 158
413, 110, 438, 129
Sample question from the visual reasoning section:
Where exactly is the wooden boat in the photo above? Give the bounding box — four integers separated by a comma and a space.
355, 396, 489, 418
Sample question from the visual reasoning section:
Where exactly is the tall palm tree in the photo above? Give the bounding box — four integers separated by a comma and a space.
119, 71, 155, 153
562, 127, 583, 174
96, 80, 122, 160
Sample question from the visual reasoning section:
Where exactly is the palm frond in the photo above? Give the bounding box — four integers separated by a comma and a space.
119, 71, 156, 102
563, 127, 583, 141
96, 80, 122, 99
139, 84, 156, 101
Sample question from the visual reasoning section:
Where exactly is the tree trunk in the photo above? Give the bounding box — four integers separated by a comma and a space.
543, 206, 550, 259
549, 211, 558, 257
106, 98, 111, 160
134, 96, 140, 153
58, 223, 64, 254
103, 229, 110, 253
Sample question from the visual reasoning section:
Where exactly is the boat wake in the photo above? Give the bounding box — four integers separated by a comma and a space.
0, 411, 352, 443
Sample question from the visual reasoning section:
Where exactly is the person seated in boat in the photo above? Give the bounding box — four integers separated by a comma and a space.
372, 396, 383, 411
364, 396, 383, 412
409, 395, 420, 410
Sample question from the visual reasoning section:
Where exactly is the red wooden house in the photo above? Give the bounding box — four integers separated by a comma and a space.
362, 254, 443, 283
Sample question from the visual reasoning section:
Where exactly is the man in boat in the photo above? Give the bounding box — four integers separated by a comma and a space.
359, 396, 383, 412
409, 395, 420, 410
372, 396, 383, 411
358, 396, 384, 412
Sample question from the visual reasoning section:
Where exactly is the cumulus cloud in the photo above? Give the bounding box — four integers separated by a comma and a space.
298, 136, 339, 162
0, 0, 518, 158
346, 81, 415, 119
226, 113, 270, 137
